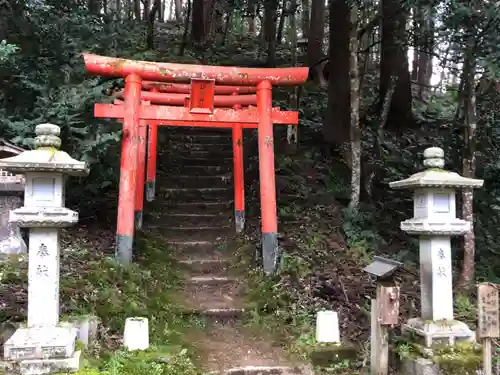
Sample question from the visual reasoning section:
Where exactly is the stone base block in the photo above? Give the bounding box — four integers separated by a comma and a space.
60, 315, 100, 349
401, 357, 439, 375
4, 326, 77, 361
401, 356, 482, 375
1, 350, 81, 375
403, 318, 474, 347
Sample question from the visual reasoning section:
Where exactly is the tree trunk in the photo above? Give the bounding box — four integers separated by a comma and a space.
379, 0, 412, 130
323, 0, 350, 156
88, 0, 101, 14
146, 1, 160, 48
175, 0, 183, 22
134, 0, 141, 19
116, 0, 122, 19
301, 0, 309, 38
411, 7, 420, 82
191, 0, 205, 43
221, 3, 233, 45
286, 0, 299, 149
348, 3, 361, 211
158, 0, 164, 21
276, 0, 287, 44
144, 0, 152, 20
457, 33, 478, 291
246, 0, 257, 34
307, 0, 325, 66
179, 0, 192, 55
264, 0, 278, 67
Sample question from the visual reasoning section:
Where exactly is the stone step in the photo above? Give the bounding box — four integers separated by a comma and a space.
163, 164, 232, 176
179, 259, 231, 276
167, 127, 232, 135
223, 366, 306, 375
180, 308, 246, 322
150, 223, 233, 232
148, 201, 233, 214
168, 241, 232, 261
186, 276, 235, 285
168, 148, 234, 159
169, 133, 232, 144
186, 321, 306, 374
150, 228, 235, 244
145, 213, 233, 228
165, 156, 233, 167
168, 140, 235, 150
159, 174, 232, 189
180, 281, 243, 313
157, 187, 233, 201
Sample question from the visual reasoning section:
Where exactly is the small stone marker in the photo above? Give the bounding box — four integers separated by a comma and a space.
0, 139, 27, 256
478, 283, 500, 375
123, 317, 149, 351
315, 311, 340, 343
390, 147, 483, 348
0, 123, 89, 374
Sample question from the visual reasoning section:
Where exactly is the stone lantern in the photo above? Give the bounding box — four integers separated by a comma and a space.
390, 147, 483, 347
0, 124, 89, 374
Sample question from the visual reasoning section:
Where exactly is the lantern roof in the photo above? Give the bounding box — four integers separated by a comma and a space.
0, 124, 89, 176
389, 147, 483, 190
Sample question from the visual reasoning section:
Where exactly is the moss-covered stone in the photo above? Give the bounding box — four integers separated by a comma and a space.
308, 343, 358, 367
394, 334, 482, 375
431, 341, 482, 375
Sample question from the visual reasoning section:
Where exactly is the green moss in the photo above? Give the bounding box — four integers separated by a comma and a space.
394, 335, 482, 375
432, 341, 482, 375
75, 339, 86, 352
308, 343, 358, 367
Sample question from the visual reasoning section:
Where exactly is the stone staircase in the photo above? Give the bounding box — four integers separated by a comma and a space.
144, 126, 309, 375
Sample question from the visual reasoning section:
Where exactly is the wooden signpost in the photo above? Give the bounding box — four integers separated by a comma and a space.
364, 256, 402, 375
478, 283, 500, 375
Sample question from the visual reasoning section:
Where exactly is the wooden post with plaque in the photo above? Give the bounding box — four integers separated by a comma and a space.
364, 256, 402, 375
478, 283, 499, 375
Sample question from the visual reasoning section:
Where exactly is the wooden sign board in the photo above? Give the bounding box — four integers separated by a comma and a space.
376, 285, 400, 326
478, 283, 500, 339
189, 79, 215, 114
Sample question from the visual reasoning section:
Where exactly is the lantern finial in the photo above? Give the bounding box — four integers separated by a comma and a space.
423, 147, 444, 169
34, 123, 62, 150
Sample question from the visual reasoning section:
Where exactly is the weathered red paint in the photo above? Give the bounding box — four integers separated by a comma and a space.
232, 97, 245, 233
143, 81, 257, 95
115, 90, 258, 107
94, 103, 298, 125
82, 53, 309, 86
116, 73, 142, 263
146, 120, 158, 186
257, 80, 277, 235
232, 122, 244, 226
135, 116, 148, 228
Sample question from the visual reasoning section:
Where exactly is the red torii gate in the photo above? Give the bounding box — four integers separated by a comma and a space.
83, 53, 308, 273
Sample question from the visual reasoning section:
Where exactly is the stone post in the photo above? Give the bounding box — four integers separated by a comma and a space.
0, 123, 89, 374
390, 147, 483, 348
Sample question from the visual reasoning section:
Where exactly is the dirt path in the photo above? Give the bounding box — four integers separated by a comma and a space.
147, 127, 310, 375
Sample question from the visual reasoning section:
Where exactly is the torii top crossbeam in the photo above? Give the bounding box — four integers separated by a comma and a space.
82, 54, 309, 86
142, 81, 257, 94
